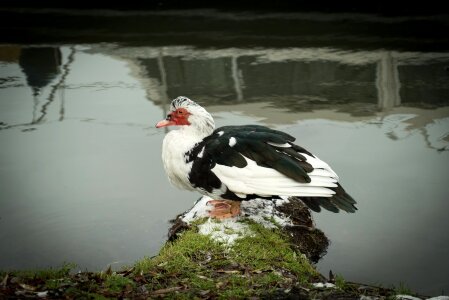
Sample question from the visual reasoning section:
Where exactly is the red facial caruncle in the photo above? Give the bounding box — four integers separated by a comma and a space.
156, 108, 191, 128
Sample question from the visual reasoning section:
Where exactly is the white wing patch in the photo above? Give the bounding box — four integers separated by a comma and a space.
211, 156, 339, 198
197, 146, 205, 158
301, 153, 339, 180
235, 192, 247, 199
266, 142, 291, 148
229, 137, 237, 147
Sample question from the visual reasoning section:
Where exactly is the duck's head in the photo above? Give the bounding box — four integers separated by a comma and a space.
156, 96, 215, 135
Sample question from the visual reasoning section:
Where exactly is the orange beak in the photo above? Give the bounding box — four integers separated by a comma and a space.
155, 119, 176, 128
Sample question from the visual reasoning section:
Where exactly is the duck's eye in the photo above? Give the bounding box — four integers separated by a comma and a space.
178, 110, 183, 114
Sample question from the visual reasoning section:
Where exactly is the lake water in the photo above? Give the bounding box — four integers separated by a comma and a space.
1, 9, 449, 296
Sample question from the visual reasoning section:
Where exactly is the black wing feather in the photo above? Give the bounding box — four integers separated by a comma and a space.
317, 198, 340, 213
217, 127, 312, 183
218, 125, 296, 142
186, 124, 357, 213
295, 184, 357, 213
300, 198, 322, 212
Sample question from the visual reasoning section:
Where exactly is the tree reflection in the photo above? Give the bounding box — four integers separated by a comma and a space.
19, 47, 62, 97
18, 47, 75, 124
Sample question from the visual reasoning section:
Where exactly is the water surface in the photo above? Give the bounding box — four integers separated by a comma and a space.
1, 14, 449, 296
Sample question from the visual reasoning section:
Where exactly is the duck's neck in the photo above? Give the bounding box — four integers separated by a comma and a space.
176, 125, 212, 150
187, 110, 215, 138
161, 125, 213, 190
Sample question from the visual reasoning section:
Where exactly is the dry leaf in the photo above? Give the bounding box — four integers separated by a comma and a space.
217, 269, 240, 274
19, 283, 36, 291
151, 286, 182, 295
1, 274, 8, 287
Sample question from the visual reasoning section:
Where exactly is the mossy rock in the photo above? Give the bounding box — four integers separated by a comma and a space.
0, 197, 426, 299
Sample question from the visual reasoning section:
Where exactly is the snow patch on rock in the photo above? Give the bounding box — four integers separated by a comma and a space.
313, 282, 336, 289
197, 218, 252, 245
181, 196, 293, 245
396, 295, 422, 300
241, 197, 292, 228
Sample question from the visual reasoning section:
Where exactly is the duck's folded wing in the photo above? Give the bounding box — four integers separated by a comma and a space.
211, 155, 338, 197
187, 125, 356, 213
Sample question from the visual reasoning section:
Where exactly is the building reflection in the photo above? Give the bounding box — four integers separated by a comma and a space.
1, 44, 447, 150
107, 47, 449, 114
102, 46, 446, 103
101, 46, 449, 151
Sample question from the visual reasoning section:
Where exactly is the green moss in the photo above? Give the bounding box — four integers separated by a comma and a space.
1, 219, 321, 298
231, 222, 318, 282
104, 274, 135, 292
45, 277, 73, 290
91, 294, 111, 300
131, 219, 318, 298
64, 287, 111, 300
218, 275, 254, 299
262, 215, 282, 228
258, 272, 284, 285
134, 230, 224, 275
335, 274, 347, 289
394, 282, 413, 295
223, 226, 238, 235
8, 263, 75, 281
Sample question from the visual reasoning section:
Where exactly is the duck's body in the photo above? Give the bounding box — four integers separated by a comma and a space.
157, 96, 357, 218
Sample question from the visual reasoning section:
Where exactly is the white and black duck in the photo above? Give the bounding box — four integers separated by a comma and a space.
156, 96, 357, 218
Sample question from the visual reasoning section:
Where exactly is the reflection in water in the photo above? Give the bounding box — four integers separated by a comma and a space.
32, 47, 75, 124
99, 45, 449, 151
376, 51, 401, 110
19, 47, 62, 97
1, 46, 76, 127
6, 45, 448, 150
19, 47, 61, 124
1, 44, 449, 295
